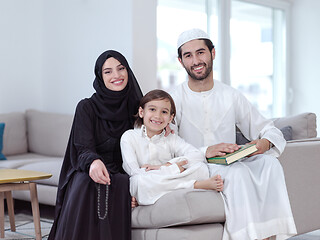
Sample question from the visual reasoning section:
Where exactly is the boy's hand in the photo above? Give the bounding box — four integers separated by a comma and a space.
176, 160, 188, 173
131, 197, 139, 208
142, 164, 161, 171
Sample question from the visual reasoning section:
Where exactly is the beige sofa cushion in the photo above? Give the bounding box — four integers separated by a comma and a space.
17, 159, 63, 186
273, 112, 317, 140
132, 189, 225, 228
13, 184, 58, 206
0, 112, 28, 156
26, 109, 73, 157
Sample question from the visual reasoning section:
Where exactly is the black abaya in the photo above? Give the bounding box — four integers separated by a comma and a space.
48, 50, 142, 240
49, 100, 132, 240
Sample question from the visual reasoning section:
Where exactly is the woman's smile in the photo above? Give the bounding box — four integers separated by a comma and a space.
111, 79, 124, 86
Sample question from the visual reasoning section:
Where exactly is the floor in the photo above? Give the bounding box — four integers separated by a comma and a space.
2, 214, 319, 240
2, 200, 320, 240
2, 213, 52, 239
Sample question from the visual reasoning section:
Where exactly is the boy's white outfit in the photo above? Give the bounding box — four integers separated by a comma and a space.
120, 125, 209, 205
170, 80, 297, 240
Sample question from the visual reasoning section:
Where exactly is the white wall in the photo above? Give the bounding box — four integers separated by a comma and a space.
0, 0, 156, 115
0, 0, 319, 134
290, 0, 320, 134
41, 1, 133, 114
0, 1, 44, 112
131, 0, 157, 94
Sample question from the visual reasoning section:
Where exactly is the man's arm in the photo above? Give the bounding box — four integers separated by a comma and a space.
235, 92, 286, 157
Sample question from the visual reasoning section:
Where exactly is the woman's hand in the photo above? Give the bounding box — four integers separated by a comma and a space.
89, 159, 111, 185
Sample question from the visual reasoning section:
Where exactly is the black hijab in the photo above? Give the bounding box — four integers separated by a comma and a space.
90, 50, 143, 138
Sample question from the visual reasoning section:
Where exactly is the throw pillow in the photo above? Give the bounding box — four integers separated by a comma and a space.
0, 122, 6, 160
280, 125, 293, 141
236, 125, 293, 145
236, 131, 251, 145
273, 112, 317, 140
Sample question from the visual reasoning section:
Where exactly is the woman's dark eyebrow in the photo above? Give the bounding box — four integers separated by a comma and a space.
103, 63, 123, 71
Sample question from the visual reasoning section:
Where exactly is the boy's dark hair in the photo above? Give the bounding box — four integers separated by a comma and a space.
177, 38, 215, 59
135, 89, 176, 128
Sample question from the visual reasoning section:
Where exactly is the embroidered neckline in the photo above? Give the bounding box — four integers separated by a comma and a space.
141, 125, 165, 141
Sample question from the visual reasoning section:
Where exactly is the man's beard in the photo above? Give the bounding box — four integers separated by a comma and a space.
185, 63, 212, 81
183, 57, 213, 81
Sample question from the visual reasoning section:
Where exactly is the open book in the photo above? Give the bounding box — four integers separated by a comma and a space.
207, 144, 258, 165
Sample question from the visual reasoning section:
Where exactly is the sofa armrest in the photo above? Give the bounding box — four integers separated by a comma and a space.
278, 138, 320, 235
286, 137, 320, 143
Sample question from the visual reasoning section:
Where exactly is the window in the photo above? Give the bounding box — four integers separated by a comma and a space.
157, 0, 218, 90
157, 0, 290, 118
230, 0, 286, 118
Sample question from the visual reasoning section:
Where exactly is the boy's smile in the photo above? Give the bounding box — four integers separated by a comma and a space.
139, 99, 173, 138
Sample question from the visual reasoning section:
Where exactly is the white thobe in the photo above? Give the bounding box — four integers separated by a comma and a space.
170, 80, 297, 240
120, 126, 209, 205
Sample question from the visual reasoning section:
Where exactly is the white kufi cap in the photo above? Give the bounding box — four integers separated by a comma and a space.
177, 28, 211, 49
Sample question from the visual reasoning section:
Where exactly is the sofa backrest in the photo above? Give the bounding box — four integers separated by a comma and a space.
26, 109, 73, 157
0, 112, 28, 156
273, 112, 317, 140
236, 112, 317, 145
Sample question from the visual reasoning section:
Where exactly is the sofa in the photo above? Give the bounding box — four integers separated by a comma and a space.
0, 109, 319, 239
0, 109, 73, 206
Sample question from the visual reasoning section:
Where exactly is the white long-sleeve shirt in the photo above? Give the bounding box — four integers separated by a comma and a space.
120, 126, 209, 205
121, 126, 206, 175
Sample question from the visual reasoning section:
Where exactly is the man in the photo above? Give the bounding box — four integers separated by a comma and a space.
170, 28, 297, 240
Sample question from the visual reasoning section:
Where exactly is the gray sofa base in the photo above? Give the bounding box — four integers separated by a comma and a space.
279, 138, 320, 235
132, 223, 224, 240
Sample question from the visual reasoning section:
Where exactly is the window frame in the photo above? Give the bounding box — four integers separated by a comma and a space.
217, 0, 291, 116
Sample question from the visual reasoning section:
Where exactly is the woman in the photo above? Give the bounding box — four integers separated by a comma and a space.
48, 50, 143, 240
